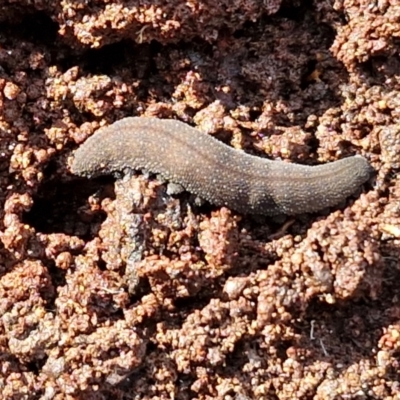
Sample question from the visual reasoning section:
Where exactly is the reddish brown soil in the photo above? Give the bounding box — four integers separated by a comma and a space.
0, 1, 400, 399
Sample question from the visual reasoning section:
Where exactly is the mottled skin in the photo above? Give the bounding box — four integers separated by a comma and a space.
71, 117, 371, 215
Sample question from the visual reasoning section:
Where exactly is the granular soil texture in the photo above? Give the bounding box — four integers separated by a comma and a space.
0, 0, 400, 399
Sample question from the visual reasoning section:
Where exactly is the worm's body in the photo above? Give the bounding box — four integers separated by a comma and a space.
71, 117, 371, 215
